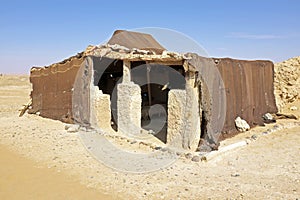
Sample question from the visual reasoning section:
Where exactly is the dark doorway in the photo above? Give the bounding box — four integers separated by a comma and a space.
131, 62, 186, 143
93, 57, 123, 131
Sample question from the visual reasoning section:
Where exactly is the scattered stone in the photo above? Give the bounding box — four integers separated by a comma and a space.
185, 153, 193, 159
176, 151, 184, 156
245, 139, 252, 144
130, 140, 137, 144
197, 138, 213, 152
273, 124, 280, 130
251, 134, 258, 140
200, 156, 207, 162
79, 126, 87, 131
191, 155, 200, 162
231, 173, 240, 177
262, 113, 276, 123
197, 145, 212, 152
154, 146, 162, 150
65, 124, 80, 133
235, 117, 250, 132
290, 106, 298, 111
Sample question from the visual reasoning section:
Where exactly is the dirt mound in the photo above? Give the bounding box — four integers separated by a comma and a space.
274, 56, 300, 111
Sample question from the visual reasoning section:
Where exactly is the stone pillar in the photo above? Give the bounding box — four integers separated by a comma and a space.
117, 82, 141, 136
167, 89, 186, 148
123, 60, 131, 83
183, 74, 201, 151
93, 93, 112, 131
89, 85, 113, 131
167, 80, 201, 151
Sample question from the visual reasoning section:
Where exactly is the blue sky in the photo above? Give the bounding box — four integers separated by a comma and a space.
0, 0, 299, 74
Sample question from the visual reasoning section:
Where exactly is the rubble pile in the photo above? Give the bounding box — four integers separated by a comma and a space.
274, 56, 300, 111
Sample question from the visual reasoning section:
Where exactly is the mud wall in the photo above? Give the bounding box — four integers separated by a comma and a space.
30, 56, 84, 122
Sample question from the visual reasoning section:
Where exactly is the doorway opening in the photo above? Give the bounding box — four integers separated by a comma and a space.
94, 58, 123, 131
131, 61, 186, 143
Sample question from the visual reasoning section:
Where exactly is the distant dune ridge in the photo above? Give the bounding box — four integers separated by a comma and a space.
274, 56, 300, 111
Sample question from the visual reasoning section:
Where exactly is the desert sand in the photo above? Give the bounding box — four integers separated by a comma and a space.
0, 73, 299, 199
0, 145, 111, 200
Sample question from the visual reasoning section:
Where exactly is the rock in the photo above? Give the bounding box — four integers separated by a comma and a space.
130, 140, 137, 144
262, 113, 276, 123
231, 173, 240, 177
191, 155, 200, 162
235, 117, 250, 132
185, 153, 193, 159
197, 138, 218, 152
200, 156, 207, 162
251, 134, 257, 140
290, 106, 298, 111
197, 143, 212, 152
154, 146, 162, 150
79, 126, 87, 131
66, 124, 80, 133
176, 151, 184, 156
64, 124, 71, 130
161, 147, 169, 152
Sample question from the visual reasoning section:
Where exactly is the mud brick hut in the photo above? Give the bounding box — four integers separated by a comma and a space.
29, 30, 278, 151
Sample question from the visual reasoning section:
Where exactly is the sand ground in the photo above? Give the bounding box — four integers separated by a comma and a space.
0, 75, 299, 200
0, 145, 111, 200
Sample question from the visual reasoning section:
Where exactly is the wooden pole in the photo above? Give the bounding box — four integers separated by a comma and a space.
123, 60, 131, 83
146, 64, 152, 106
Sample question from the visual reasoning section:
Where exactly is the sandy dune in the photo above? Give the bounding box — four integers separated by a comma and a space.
0, 74, 299, 199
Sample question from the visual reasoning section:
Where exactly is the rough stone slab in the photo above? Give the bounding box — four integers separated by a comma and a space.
93, 93, 112, 131
183, 78, 201, 151
167, 89, 187, 148
117, 83, 141, 136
